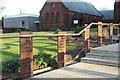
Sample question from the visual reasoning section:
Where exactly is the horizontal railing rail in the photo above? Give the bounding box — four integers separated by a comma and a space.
0, 23, 120, 38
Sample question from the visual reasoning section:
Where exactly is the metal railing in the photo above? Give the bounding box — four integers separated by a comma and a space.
1, 22, 120, 79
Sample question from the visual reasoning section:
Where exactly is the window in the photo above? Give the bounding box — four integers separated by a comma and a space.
21, 21, 25, 27
51, 3, 55, 8
73, 20, 78, 24
52, 12, 54, 22
46, 13, 49, 23
57, 12, 60, 22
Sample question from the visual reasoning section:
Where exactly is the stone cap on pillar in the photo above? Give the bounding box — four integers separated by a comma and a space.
58, 31, 66, 34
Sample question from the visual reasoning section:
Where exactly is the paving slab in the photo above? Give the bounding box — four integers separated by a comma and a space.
91, 43, 119, 52
30, 62, 119, 79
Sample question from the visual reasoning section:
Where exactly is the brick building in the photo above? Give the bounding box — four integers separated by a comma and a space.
99, 0, 120, 23
39, 0, 102, 30
114, 0, 120, 23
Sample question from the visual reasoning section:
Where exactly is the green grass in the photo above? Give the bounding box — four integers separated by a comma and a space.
90, 28, 98, 33
0, 31, 79, 63
90, 27, 110, 33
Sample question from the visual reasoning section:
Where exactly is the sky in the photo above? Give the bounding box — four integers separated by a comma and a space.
1, 0, 115, 17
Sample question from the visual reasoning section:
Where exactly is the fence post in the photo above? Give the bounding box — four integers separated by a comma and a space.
20, 31, 33, 79
58, 31, 66, 68
84, 24, 90, 55
98, 22, 103, 46
110, 23, 113, 44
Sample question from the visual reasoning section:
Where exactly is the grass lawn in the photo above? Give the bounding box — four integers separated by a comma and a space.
0, 27, 109, 62
0, 31, 79, 66
90, 28, 98, 32
90, 27, 110, 33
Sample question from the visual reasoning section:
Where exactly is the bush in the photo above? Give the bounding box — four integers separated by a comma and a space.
2, 58, 20, 72
33, 53, 57, 69
53, 29, 61, 34
74, 26, 84, 33
74, 26, 85, 36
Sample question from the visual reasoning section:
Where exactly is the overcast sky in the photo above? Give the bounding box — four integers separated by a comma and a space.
2, 0, 115, 16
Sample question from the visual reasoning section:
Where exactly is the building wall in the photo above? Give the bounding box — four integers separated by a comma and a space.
114, 1, 120, 23
65, 11, 102, 30
39, 2, 68, 30
4, 17, 39, 32
4, 17, 29, 29
39, 1, 102, 30
28, 17, 39, 31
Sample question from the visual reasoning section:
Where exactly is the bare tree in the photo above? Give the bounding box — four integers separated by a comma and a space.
0, 0, 5, 15
0, 0, 5, 28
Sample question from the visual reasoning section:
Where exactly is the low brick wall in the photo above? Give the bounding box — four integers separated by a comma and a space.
3, 28, 26, 33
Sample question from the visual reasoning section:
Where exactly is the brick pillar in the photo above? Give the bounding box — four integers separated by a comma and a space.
20, 31, 33, 79
109, 24, 113, 44
98, 22, 103, 46
114, 1, 120, 23
58, 32, 66, 68
84, 25, 90, 55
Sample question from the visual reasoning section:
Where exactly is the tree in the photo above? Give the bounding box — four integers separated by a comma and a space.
0, 0, 5, 16
0, 0, 5, 28
1, 17, 4, 27
0, 19, 1, 27
0, 17, 4, 29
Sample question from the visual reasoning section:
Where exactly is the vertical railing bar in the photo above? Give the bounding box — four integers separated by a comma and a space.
84, 24, 90, 55
98, 22, 103, 46
110, 23, 113, 44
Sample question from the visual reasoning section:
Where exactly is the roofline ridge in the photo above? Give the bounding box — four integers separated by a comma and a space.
90, 3, 103, 17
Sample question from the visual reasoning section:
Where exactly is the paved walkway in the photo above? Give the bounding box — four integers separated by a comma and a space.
30, 62, 119, 79
91, 43, 119, 52
28, 43, 119, 79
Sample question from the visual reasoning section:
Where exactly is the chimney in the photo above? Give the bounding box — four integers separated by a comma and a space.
115, 0, 120, 2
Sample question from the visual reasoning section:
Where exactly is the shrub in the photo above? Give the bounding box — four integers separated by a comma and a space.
2, 58, 20, 72
74, 26, 85, 36
74, 26, 84, 33
53, 29, 61, 34
33, 53, 57, 69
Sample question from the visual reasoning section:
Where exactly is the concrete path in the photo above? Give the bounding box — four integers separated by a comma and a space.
91, 43, 119, 52
28, 43, 120, 80
30, 62, 119, 79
